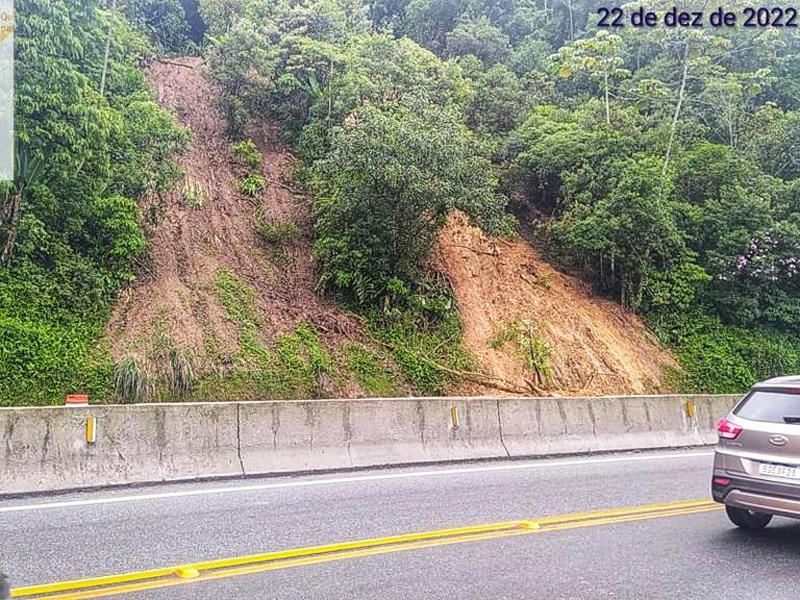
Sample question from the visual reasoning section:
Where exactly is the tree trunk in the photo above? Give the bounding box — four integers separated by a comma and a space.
100, 0, 117, 96
604, 69, 611, 125
662, 42, 690, 178
0, 188, 21, 266
566, 0, 575, 40
328, 56, 333, 121
600, 252, 605, 290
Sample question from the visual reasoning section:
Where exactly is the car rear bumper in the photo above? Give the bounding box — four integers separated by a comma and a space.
712, 468, 800, 519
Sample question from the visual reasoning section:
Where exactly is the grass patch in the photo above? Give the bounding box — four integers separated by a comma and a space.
258, 219, 301, 245
191, 322, 336, 400
365, 305, 474, 395
181, 177, 205, 208
111, 326, 197, 402
214, 267, 260, 329
236, 323, 332, 398
113, 355, 149, 403
209, 268, 340, 399
341, 343, 404, 397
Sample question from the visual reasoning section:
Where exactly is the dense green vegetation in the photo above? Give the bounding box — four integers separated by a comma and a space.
1, 1, 187, 405
7, 0, 800, 403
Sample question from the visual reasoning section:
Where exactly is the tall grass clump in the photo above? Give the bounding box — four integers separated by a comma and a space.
113, 355, 149, 403
168, 348, 195, 397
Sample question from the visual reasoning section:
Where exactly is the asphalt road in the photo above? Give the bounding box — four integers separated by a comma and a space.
2, 448, 799, 599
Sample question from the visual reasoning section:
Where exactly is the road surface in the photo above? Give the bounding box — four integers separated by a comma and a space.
2, 449, 799, 599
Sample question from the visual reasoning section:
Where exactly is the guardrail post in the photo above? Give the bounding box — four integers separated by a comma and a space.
0, 572, 10, 599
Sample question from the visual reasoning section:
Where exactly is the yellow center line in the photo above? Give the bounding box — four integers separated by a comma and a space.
13, 498, 722, 600
12, 521, 525, 597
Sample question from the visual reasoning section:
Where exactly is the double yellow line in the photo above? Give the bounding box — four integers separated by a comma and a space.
12, 498, 721, 600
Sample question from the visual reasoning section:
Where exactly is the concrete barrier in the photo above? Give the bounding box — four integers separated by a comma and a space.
0, 394, 741, 495
239, 400, 352, 474
0, 403, 242, 495
496, 395, 733, 457
238, 397, 509, 475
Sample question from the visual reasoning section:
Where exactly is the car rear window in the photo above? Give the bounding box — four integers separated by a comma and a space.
734, 389, 800, 423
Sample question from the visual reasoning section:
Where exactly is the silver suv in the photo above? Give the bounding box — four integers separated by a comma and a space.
713, 376, 800, 529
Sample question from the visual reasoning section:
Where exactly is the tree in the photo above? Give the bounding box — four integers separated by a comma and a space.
555, 31, 628, 125
121, 0, 191, 52
402, 0, 464, 53
3, 0, 186, 403
552, 156, 703, 310
739, 105, 800, 180
465, 63, 528, 134
696, 70, 771, 149
445, 16, 510, 65
100, 0, 118, 96
311, 102, 508, 304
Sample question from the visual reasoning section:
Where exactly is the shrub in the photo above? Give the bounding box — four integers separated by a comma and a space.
365, 301, 474, 395
239, 173, 268, 197
490, 317, 552, 386
649, 309, 800, 393
258, 220, 301, 245
342, 343, 402, 397
230, 140, 262, 169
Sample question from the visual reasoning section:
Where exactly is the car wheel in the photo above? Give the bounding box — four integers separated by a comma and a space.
725, 505, 773, 530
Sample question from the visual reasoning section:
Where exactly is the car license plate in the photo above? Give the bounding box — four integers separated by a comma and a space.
759, 463, 800, 479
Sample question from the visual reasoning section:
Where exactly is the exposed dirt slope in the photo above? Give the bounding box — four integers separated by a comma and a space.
105, 58, 355, 368
435, 212, 677, 396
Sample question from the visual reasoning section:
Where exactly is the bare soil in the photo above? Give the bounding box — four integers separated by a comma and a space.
104, 58, 355, 369
435, 212, 677, 396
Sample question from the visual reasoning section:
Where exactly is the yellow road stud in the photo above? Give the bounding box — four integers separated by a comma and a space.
173, 567, 200, 580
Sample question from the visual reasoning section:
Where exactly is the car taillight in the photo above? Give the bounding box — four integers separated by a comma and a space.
717, 418, 743, 440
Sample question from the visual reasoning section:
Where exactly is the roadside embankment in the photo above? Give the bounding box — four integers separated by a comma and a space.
0, 395, 739, 495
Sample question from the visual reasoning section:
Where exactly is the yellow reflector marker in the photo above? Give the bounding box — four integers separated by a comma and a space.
450, 406, 459, 429
685, 400, 696, 418
85, 417, 97, 444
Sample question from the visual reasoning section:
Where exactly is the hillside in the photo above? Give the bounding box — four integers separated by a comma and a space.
11, 0, 800, 406
102, 59, 675, 399
104, 58, 368, 399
